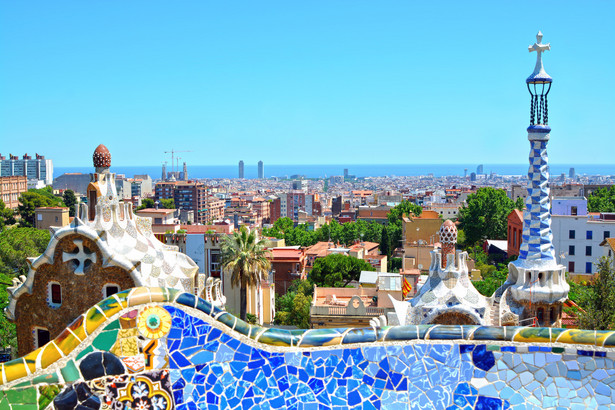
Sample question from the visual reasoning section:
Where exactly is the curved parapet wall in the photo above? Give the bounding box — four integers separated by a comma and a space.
2, 288, 615, 409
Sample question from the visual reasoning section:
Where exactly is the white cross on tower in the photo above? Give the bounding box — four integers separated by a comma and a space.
528, 31, 551, 80
62, 239, 97, 275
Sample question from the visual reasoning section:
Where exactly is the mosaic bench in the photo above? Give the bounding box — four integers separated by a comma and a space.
1, 287, 615, 409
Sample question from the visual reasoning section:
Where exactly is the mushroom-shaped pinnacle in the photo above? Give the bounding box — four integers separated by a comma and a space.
93, 144, 112, 169
439, 220, 457, 268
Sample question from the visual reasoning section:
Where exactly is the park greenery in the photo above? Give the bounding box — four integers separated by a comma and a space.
17, 187, 66, 227
62, 190, 78, 217
274, 280, 313, 329
588, 186, 615, 213
136, 198, 175, 211
577, 257, 615, 330
458, 187, 523, 246
0, 227, 51, 350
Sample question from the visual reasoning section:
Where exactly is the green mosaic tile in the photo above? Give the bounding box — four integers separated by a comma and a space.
6, 388, 36, 404
551, 347, 565, 353
76, 346, 95, 361
59, 360, 80, 383
11, 404, 37, 410
102, 319, 120, 331
31, 373, 59, 386
93, 329, 119, 351
486, 345, 500, 351
38, 385, 61, 410
0, 396, 9, 410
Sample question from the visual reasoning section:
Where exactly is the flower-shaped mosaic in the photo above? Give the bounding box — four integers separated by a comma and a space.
138, 306, 171, 339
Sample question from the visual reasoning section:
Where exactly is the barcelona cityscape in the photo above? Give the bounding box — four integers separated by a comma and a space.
1, 2, 615, 409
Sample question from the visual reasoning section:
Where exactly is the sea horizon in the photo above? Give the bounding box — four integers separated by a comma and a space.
53, 163, 615, 180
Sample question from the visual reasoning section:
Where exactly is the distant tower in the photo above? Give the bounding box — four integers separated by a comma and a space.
470, 172, 477, 182
162, 163, 167, 181
343, 168, 349, 179
183, 162, 188, 181
238, 160, 244, 179
569, 167, 575, 179
496, 32, 568, 328
464, 168, 468, 178
476, 164, 484, 174
258, 161, 264, 179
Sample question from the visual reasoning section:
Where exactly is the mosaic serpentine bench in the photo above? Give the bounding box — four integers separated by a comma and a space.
2, 287, 615, 409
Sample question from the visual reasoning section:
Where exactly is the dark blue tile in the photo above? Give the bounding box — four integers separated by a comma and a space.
472, 345, 495, 372
460, 344, 474, 354
577, 350, 594, 356
475, 396, 502, 410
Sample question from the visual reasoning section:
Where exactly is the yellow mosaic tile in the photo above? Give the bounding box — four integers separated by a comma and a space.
127, 287, 152, 307
54, 329, 82, 356
39, 343, 63, 369
595, 330, 615, 346
556, 329, 597, 345
111, 329, 140, 357
2, 360, 28, 384
97, 295, 125, 319
512, 327, 551, 343
148, 287, 168, 303
67, 315, 87, 341
85, 306, 108, 335
22, 349, 40, 375
113, 290, 131, 309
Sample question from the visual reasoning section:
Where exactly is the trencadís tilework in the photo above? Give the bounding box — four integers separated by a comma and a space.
1, 287, 615, 409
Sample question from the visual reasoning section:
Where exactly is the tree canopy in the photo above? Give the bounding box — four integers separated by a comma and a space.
578, 257, 615, 330
62, 190, 77, 217
0, 199, 16, 229
17, 191, 63, 227
588, 186, 615, 213
274, 280, 312, 329
458, 188, 519, 246
309, 253, 375, 288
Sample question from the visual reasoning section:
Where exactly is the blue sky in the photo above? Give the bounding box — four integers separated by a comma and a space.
1, 1, 613, 167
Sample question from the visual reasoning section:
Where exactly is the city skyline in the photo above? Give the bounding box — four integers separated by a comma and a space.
1, 2, 614, 167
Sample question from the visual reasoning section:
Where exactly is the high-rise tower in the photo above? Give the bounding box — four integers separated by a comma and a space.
238, 160, 244, 179
495, 32, 569, 327
258, 161, 264, 179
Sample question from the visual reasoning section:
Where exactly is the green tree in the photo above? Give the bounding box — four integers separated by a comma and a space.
578, 257, 615, 330
136, 198, 155, 211
387, 200, 422, 225
515, 197, 525, 211
0, 199, 16, 229
458, 188, 516, 246
309, 253, 375, 288
274, 280, 312, 329
62, 190, 78, 217
388, 257, 402, 272
473, 263, 508, 297
0, 227, 51, 275
588, 186, 615, 213
380, 226, 391, 256
160, 198, 175, 209
28, 187, 64, 207
221, 227, 271, 321
17, 191, 57, 227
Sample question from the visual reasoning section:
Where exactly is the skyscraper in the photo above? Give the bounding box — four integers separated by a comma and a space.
238, 161, 244, 179
258, 161, 264, 179
0, 153, 53, 185
183, 162, 188, 181
476, 164, 483, 174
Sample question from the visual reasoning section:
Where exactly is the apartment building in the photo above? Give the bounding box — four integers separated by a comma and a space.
0, 175, 27, 209
155, 181, 224, 225
0, 153, 53, 185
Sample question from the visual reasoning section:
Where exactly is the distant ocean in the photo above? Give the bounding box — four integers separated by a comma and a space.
54, 164, 615, 180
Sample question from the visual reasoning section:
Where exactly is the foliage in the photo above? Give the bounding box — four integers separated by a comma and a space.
473, 263, 508, 297
29, 187, 64, 207
62, 190, 77, 217
379, 226, 391, 256
309, 253, 375, 288
566, 274, 591, 305
160, 198, 175, 209
578, 257, 615, 330
387, 200, 422, 225
458, 188, 516, 246
388, 257, 402, 272
0, 199, 16, 229
515, 197, 525, 211
0, 227, 50, 351
17, 191, 62, 227
274, 279, 312, 329
588, 186, 615, 213
245, 313, 258, 325
221, 227, 271, 321
0, 227, 50, 275
136, 198, 155, 211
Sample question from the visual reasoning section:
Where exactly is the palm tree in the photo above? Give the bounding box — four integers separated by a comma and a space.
221, 227, 271, 321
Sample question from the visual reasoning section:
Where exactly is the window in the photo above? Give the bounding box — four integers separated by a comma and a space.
35, 328, 50, 348
104, 284, 120, 298
568, 261, 575, 272
569, 230, 575, 239
586, 246, 592, 256
571, 206, 577, 216
569, 245, 575, 256
586, 231, 593, 240
586, 262, 592, 274
605, 231, 611, 240
50, 284, 61, 304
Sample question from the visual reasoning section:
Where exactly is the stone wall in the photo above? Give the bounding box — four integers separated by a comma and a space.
14, 234, 135, 356
2, 287, 615, 409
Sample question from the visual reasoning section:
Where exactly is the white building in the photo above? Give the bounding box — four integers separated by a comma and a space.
0, 153, 53, 185
551, 197, 615, 275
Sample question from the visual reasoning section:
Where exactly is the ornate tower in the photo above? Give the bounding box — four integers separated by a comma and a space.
495, 33, 569, 327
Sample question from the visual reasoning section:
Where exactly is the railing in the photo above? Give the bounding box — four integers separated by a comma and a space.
310, 305, 393, 317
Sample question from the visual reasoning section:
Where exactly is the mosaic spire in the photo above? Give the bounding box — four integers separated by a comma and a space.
518, 32, 556, 268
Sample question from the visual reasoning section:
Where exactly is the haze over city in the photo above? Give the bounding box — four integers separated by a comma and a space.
1, 1, 614, 167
